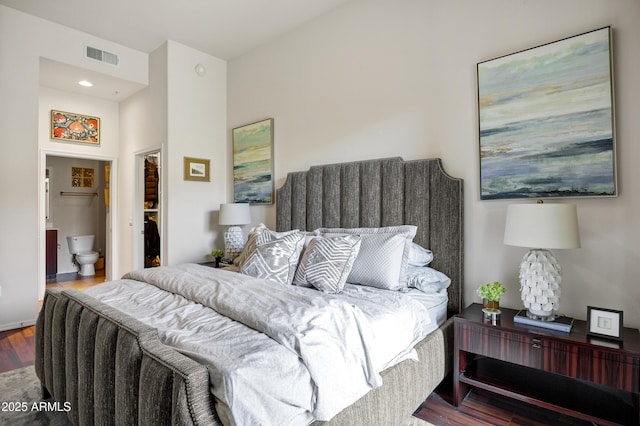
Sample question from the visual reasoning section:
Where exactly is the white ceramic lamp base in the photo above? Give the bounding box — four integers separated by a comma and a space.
519, 249, 562, 320
224, 226, 245, 259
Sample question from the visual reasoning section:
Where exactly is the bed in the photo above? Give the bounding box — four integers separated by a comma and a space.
35, 156, 463, 425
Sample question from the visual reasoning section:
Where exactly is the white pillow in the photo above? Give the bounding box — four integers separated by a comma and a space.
408, 243, 433, 266
316, 225, 417, 290
293, 235, 362, 293
239, 230, 306, 285
406, 266, 451, 293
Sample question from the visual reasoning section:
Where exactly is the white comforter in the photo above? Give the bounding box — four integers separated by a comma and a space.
85, 263, 433, 426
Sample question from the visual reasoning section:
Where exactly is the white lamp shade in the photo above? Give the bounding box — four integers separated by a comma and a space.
504, 203, 580, 249
219, 203, 251, 226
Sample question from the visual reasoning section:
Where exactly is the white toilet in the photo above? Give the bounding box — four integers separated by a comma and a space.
67, 235, 99, 276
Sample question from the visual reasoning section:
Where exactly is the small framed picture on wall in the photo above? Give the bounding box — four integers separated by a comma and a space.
183, 157, 210, 182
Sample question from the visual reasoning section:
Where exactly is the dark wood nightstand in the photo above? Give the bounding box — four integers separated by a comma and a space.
454, 303, 640, 425
200, 261, 235, 269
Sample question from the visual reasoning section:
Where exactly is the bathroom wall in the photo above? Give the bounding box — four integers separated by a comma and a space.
46, 155, 107, 274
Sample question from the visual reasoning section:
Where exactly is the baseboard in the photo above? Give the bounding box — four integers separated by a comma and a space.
0, 318, 36, 332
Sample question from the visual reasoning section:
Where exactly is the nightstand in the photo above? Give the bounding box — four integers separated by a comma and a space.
200, 261, 234, 269
454, 303, 640, 425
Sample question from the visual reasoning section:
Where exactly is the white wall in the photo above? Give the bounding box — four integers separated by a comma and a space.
39, 86, 121, 158
0, 5, 148, 330
166, 41, 228, 264
1, 5, 226, 331
40, 87, 118, 273
119, 41, 228, 272
0, 7, 39, 330
119, 44, 169, 274
228, 0, 640, 327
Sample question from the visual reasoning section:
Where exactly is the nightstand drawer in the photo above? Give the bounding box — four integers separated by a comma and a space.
456, 321, 541, 368
544, 340, 640, 392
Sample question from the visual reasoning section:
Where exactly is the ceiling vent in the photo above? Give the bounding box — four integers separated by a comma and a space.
85, 45, 119, 66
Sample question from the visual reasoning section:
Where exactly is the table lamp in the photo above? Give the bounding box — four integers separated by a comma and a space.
504, 201, 580, 321
219, 203, 251, 259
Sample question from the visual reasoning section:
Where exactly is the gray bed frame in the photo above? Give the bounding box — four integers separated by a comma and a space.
36, 157, 463, 425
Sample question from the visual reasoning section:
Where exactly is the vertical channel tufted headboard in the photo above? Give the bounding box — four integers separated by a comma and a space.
276, 157, 464, 316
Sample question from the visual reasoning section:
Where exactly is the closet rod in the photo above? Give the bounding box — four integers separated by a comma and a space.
60, 191, 98, 197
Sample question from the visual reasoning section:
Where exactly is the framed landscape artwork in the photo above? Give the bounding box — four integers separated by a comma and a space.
477, 27, 616, 200
232, 118, 274, 204
183, 157, 210, 182
51, 110, 100, 144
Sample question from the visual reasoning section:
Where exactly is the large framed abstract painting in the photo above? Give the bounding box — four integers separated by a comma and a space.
477, 27, 616, 200
232, 118, 274, 204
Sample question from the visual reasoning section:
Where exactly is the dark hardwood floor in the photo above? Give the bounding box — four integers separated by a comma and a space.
414, 375, 595, 425
0, 270, 105, 374
0, 324, 36, 374
0, 272, 602, 424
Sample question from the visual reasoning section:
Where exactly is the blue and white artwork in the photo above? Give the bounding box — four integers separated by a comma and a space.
478, 27, 616, 200
233, 118, 274, 204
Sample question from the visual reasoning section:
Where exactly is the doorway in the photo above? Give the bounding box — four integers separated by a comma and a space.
134, 149, 162, 270
40, 152, 115, 299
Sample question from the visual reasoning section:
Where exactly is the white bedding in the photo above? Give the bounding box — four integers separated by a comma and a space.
85, 263, 447, 426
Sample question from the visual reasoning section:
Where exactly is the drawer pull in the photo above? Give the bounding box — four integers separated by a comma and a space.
532, 338, 542, 349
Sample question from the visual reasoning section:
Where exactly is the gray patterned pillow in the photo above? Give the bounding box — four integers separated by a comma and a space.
240, 230, 305, 285
293, 235, 362, 293
317, 225, 417, 290
235, 223, 301, 267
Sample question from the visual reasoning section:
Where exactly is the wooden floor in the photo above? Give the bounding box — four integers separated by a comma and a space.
0, 270, 105, 374
0, 271, 598, 425
414, 376, 594, 426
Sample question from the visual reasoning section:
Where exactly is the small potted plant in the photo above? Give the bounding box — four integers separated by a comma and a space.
211, 249, 224, 268
477, 281, 506, 313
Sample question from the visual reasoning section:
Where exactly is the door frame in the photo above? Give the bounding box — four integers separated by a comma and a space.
38, 149, 118, 299
134, 146, 164, 270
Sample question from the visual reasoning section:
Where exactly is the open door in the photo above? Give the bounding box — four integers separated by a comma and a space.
143, 152, 160, 267
134, 149, 162, 270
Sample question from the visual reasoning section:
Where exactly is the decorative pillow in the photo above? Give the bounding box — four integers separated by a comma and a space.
316, 225, 417, 290
406, 266, 451, 293
234, 223, 300, 267
293, 235, 362, 293
408, 243, 433, 266
239, 231, 306, 285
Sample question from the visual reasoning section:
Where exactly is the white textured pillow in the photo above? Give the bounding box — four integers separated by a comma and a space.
293, 235, 362, 293
240, 231, 305, 285
317, 225, 417, 290
406, 266, 451, 293
408, 243, 433, 266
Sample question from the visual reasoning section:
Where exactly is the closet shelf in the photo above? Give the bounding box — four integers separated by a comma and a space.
60, 191, 98, 197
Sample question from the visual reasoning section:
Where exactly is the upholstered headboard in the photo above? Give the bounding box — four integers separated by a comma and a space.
276, 157, 464, 316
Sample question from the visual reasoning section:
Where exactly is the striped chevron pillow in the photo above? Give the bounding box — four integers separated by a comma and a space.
293, 235, 362, 293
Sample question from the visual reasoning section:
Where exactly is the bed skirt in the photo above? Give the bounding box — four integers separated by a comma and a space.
35, 288, 453, 426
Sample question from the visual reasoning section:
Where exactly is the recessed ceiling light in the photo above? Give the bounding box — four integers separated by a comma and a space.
78, 80, 93, 87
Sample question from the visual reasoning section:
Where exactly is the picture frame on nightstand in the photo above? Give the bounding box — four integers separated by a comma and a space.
587, 306, 623, 341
